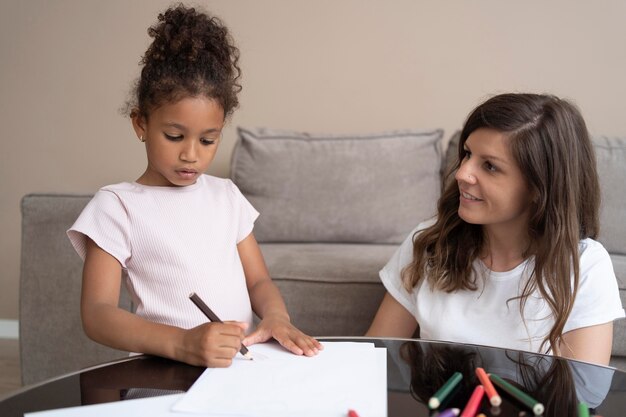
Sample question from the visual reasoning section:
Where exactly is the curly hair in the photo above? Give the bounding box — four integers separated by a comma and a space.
125, 3, 242, 119
403, 93, 600, 354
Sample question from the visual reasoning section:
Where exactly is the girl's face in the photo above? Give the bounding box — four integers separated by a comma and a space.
132, 96, 225, 187
455, 128, 533, 236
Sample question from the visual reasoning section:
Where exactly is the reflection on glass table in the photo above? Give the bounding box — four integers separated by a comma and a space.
382, 338, 621, 416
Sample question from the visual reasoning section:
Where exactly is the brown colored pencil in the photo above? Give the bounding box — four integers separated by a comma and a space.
189, 292, 253, 360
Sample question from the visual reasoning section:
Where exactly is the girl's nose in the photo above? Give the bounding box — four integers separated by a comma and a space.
180, 140, 198, 162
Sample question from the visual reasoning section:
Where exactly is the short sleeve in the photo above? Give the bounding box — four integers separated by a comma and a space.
379, 223, 428, 316
563, 240, 626, 333
228, 180, 260, 243
66, 190, 132, 268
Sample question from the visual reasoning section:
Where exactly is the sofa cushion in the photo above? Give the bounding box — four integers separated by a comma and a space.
259, 243, 398, 336
232, 127, 444, 244
584, 136, 626, 356
443, 131, 461, 184
594, 136, 626, 255
611, 254, 626, 357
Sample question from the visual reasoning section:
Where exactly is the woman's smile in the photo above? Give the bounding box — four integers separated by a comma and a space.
460, 189, 483, 202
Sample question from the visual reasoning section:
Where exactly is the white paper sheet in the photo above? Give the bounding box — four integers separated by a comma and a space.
25, 342, 387, 417
172, 341, 387, 417
25, 393, 189, 417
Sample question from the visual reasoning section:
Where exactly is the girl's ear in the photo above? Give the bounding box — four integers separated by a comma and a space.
130, 110, 147, 141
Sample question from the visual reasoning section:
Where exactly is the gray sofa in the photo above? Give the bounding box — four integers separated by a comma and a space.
19, 128, 626, 386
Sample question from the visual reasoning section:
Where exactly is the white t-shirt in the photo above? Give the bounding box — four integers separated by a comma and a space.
67, 175, 259, 331
381, 223, 625, 354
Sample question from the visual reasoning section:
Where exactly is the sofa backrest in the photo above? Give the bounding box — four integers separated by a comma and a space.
19, 194, 130, 385
231, 127, 445, 244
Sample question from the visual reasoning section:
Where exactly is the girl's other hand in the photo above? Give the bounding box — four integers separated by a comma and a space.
179, 321, 248, 367
242, 314, 323, 357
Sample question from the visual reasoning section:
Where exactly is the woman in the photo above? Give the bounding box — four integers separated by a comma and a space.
367, 93, 624, 365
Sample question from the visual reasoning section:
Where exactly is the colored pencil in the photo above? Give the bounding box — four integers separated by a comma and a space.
189, 292, 253, 360
429, 371, 463, 409
460, 384, 484, 417
489, 373, 544, 415
475, 367, 502, 406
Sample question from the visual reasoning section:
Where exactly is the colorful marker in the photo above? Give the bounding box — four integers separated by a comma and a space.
437, 408, 461, 417
347, 409, 360, 417
489, 373, 544, 416
475, 367, 502, 407
429, 371, 463, 409
460, 384, 485, 417
578, 401, 590, 417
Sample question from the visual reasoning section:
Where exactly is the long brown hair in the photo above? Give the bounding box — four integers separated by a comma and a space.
404, 93, 600, 353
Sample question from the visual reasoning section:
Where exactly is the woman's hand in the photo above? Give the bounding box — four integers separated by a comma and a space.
242, 313, 322, 357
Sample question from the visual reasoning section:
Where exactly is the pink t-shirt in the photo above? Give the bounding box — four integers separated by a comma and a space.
67, 175, 259, 330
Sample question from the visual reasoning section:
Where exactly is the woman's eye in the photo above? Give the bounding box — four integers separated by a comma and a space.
164, 133, 183, 141
462, 149, 471, 159
485, 161, 497, 172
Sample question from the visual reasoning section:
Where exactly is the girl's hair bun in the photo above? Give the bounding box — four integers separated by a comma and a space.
128, 3, 241, 118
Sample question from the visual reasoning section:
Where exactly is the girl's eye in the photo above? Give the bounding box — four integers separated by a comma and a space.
200, 138, 217, 146
462, 149, 471, 159
485, 161, 497, 172
164, 133, 183, 141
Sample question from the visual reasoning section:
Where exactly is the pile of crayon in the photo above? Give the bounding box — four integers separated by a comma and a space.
427, 367, 595, 417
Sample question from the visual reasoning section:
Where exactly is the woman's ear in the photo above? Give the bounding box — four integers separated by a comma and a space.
130, 110, 147, 141
531, 189, 541, 205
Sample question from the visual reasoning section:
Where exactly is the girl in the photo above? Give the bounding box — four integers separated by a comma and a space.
68, 4, 321, 368
367, 93, 624, 365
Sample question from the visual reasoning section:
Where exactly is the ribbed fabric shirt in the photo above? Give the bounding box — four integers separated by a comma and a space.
67, 175, 258, 330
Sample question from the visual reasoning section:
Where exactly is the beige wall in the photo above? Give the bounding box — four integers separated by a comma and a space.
2, 0, 626, 320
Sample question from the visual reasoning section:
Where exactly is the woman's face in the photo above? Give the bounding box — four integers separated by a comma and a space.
455, 128, 533, 236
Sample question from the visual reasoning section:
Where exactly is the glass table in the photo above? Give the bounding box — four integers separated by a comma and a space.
1, 337, 624, 416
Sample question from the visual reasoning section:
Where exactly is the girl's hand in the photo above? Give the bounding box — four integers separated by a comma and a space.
242, 313, 323, 356
178, 321, 248, 367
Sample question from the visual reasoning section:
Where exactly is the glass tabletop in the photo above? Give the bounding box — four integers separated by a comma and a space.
1, 337, 624, 417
